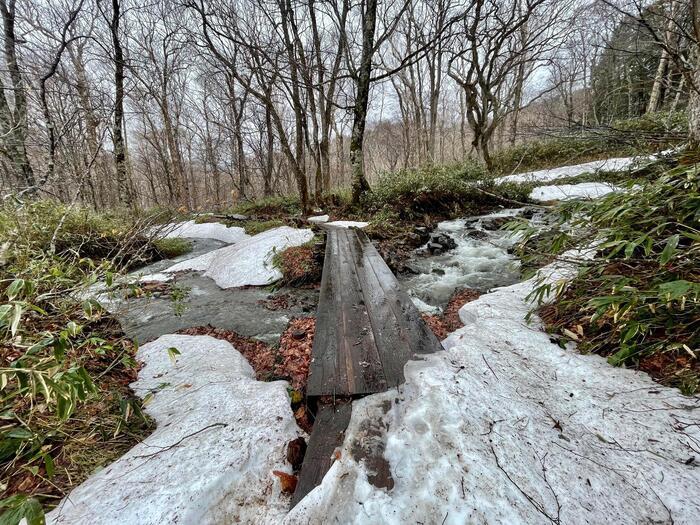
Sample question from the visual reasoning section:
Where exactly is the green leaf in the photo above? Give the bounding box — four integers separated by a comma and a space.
65, 321, 81, 337
6, 279, 25, 301
167, 347, 181, 363
0, 495, 45, 525
659, 234, 679, 265
42, 452, 55, 478
9, 304, 22, 337
608, 345, 636, 367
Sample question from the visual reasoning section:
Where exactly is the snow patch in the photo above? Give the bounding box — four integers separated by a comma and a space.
326, 220, 369, 228
47, 334, 299, 525
308, 214, 330, 224
529, 182, 620, 201
499, 157, 638, 184
165, 226, 314, 288
156, 220, 249, 244
288, 259, 700, 524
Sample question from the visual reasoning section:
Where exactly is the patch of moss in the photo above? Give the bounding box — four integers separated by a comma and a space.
243, 219, 286, 235
153, 237, 192, 258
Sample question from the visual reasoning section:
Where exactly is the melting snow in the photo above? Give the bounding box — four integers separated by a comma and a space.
47, 334, 300, 525
156, 220, 249, 244
499, 157, 638, 184
308, 214, 330, 224
325, 220, 369, 228
287, 258, 700, 524
165, 226, 314, 288
529, 182, 620, 202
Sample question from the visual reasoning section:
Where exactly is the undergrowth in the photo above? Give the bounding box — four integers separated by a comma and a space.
272, 240, 323, 287
491, 112, 686, 176
153, 238, 192, 259
368, 160, 532, 219
510, 158, 699, 393
0, 201, 157, 522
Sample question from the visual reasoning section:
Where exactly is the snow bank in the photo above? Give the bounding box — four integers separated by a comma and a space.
165, 226, 314, 288
48, 334, 299, 525
529, 182, 620, 202
326, 220, 369, 228
157, 220, 249, 244
308, 214, 330, 224
499, 157, 638, 184
288, 262, 700, 524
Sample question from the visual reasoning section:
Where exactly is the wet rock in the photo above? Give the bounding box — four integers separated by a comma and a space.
466, 229, 489, 241
427, 232, 457, 254
480, 216, 511, 231
403, 263, 422, 275
431, 268, 445, 276
414, 226, 431, 244
520, 207, 537, 219
292, 329, 306, 340
427, 242, 444, 255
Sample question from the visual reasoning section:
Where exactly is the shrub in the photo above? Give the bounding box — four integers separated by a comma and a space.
273, 243, 322, 286
231, 195, 301, 218
243, 219, 286, 235
514, 160, 699, 393
0, 201, 153, 520
491, 114, 686, 176
368, 160, 524, 218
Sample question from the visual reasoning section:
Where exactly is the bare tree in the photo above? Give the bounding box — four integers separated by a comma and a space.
0, 0, 35, 189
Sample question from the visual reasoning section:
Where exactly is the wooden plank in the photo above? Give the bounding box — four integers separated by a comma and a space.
356, 231, 443, 357
291, 400, 352, 506
307, 228, 386, 396
307, 226, 441, 397
346, 231, 414, 389
333, 228, 385, 395
305, 230, 341, 396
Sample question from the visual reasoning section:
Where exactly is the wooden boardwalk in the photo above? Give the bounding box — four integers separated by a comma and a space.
292, 226, 442, 504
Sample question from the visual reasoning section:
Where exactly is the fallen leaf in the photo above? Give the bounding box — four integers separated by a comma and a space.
273, 470, 298, 494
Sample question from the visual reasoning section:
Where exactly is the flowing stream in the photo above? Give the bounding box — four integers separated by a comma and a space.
398, 208, 541, 313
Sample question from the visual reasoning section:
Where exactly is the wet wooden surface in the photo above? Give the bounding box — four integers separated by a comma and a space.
294, 226, 443, 505
291, 400, 352, 506
306, 227, 443, 397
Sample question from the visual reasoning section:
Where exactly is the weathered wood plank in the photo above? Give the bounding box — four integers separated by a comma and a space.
291, 400, 352, 506
356, 231, 443, 357
334, 228, 385, 395
307, 228, 386, 396
305, 230, 341, 396
346, 231, 414, 389
306, 226, 442, 397
296, 226, 444, 507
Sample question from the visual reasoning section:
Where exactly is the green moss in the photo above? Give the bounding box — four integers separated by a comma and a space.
231, 196, 301, 218
152, 238, 192, 258
243, 219, 286, 235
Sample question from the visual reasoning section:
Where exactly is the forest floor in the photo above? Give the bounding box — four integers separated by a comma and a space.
3, 149, 698, 525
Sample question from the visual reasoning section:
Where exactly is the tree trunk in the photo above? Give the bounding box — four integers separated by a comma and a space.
689, 56, 700, 145
689, 0, 700, 145
350, 0, 377, 205
111, 0, 129, 205
264, 104, 274, 197
0, 0, 35, 190
646, 49, 669, 114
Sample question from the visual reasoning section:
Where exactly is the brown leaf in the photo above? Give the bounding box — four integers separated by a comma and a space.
273, 470, 298, 494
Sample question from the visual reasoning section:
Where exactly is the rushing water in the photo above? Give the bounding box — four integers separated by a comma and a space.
398, 208, 530, 312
